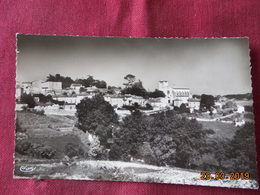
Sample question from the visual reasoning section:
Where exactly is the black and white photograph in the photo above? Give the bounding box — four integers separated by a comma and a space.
14, 35, 258, 189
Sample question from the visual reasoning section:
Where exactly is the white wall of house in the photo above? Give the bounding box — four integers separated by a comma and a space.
16, 103, 28, 111
70, 84, 83, 94
237, 105, 245, 114
131, 96, 147, 107
21, 82, 32, 94
54, 94, 93, 105
188, 100, 200, 110
173, 99, 183, 107
148, 97, 168, 109
16, 86, 22, 100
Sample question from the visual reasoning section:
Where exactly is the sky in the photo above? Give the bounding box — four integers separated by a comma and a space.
17, 35, 252, 95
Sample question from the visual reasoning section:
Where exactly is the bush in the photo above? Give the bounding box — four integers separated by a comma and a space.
244, 105, 253, 112
91, 166, 134, 181
64, 143, 85, 159
15, 140, 31, 155
143, 103, 153, 110
20, 94, 36, 108
204, 129, 215, 135
179, 103, 190, 113
15, 118, 26, 133
15, 141, 56, 159
31, 144, 56, 159
227, 123, 258, 179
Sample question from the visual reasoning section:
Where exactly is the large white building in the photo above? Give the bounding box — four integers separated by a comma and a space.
30, 80, 62, 95
158, 81, 191, 106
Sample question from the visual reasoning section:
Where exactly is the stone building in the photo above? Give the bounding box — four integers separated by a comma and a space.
158, 81, 191, 106
29, 80, 62, 95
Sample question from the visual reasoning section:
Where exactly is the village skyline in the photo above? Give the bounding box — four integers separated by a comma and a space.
17, 36, 251, 95
16, 74, 252, 97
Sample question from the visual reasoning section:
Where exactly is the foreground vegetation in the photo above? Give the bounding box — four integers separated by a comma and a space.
76, 95, 258, 179
15, 95, 258, 182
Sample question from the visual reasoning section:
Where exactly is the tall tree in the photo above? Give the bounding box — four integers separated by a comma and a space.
20, 94, 36, 108
110, 109, 206, 168
200, 94, 215, 111
123, 74, 136, 88
75, 76, 107, 88
147, 89, 166, 98
121, 80, 147, 97
228, 123, 258, 179
76, 95, 118, 146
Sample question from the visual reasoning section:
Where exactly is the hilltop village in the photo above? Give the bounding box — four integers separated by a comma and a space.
14, 74, 256, 186
16, 74, 248, 126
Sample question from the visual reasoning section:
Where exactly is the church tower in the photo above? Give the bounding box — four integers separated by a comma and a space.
158, 80, 169, 91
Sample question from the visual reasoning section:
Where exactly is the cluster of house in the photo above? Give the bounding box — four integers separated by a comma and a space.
16, 80, 62, 96
16, 79, 202, 116
16, 80, 101, 115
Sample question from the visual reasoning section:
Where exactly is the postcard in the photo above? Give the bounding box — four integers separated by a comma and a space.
14, 35, 258, 189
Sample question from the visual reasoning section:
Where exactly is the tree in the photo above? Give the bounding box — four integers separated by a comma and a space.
46, 74, 74, 89
224, 93, 252, 100
123, 74, 136, 88
75, 76, 95, 88
109, 110, 150, 161
75, 76, 107, 88
110, 109, 207, 168
33, 94, 64, 105
147, 89, 165, 98
227, 123, 258, 179
20, 94, 36, 108
145, 103, 153, 110
222, 101, 237, 109
200, 94, 215, 111
179, 103, 189, 113
79, 87, 86, 93
33, 94, 52, 103
94, 80, 107, 88
76, 95, 118, 147
121, 80, 147, 97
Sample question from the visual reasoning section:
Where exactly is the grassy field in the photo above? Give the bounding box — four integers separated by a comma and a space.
15, 111, 85, 159
17, 111, 76, 129
199, 121, 238, 139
